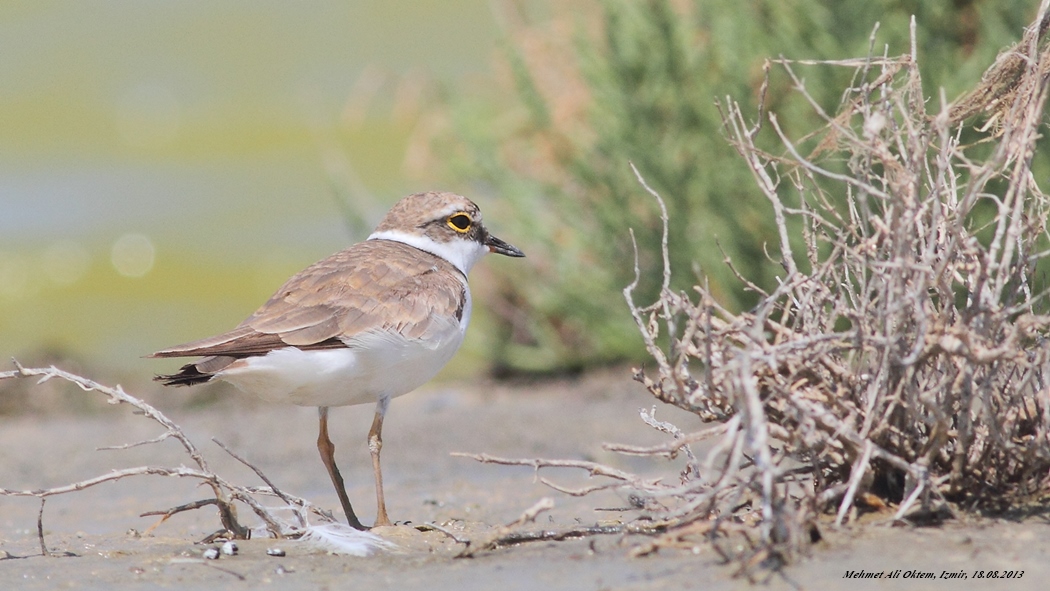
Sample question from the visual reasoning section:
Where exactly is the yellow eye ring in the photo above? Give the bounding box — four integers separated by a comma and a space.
447, 213, 472, 233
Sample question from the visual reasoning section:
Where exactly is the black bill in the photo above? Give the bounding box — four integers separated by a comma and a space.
485, 233, 525, 257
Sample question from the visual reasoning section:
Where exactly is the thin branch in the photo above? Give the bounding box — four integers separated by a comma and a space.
212, 438, 305, 529
1, 364, 342, 543
452, 453, 640, 483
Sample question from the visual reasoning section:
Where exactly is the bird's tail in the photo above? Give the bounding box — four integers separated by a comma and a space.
154, 363, 216, 386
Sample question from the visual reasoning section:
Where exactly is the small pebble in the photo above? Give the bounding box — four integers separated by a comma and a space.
274, 565, 293, 575
202, 547, 220, 560
221, 541, 238, 556
266, 547, 286, 557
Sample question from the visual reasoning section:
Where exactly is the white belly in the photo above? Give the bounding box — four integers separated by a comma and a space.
214, 328, 465, 407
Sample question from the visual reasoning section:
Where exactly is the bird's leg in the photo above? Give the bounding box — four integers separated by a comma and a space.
369, 396, 392, 527
317, 406, 366, 530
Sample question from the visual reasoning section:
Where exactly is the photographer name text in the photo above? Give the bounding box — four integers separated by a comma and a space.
843, 569, 1024, 580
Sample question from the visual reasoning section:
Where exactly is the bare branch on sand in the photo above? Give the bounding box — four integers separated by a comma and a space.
0, 363, 340, 551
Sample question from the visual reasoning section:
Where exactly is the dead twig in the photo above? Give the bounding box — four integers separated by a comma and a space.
445, 497, 657, 558
455, 497, 554, 557
451, 453, 650, 486
1, 363, 338, 544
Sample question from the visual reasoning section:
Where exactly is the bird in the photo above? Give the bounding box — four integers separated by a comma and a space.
151, 191, 524, 530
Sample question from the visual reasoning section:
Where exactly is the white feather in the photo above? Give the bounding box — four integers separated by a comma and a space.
298, 523, 397, 556
216, 320, 464, 407
367, 229, 488, 276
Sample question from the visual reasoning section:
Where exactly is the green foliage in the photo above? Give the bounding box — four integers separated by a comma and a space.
439, 0, 1037, 374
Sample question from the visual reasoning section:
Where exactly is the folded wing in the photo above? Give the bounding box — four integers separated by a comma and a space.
152, 240, 467, 385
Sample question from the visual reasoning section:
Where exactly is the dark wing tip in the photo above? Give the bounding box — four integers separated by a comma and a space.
154, 363, 215, 387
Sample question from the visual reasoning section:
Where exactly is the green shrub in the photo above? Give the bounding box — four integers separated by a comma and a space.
435, 0, 1036, 374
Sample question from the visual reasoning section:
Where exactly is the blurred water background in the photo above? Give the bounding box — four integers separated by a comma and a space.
1, 0, 1042, 384
0, 1, 500, 377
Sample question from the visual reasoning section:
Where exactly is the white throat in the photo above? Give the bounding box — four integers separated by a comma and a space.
367, 230, 488, 275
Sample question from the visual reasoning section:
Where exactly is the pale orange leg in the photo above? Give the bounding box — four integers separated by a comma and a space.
317, 407, 366, 530
368, 400, 392, 527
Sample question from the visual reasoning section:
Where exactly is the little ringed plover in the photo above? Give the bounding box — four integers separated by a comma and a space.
151, 191, 524, 530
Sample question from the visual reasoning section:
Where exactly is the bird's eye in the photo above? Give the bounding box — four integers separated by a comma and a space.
447, 213, 472, 232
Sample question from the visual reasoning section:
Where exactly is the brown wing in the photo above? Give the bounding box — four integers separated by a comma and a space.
152, 240, 467, 360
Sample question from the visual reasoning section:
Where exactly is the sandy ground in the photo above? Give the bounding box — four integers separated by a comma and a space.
1, 368, 1048, 590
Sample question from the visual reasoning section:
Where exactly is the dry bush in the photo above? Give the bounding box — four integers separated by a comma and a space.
630, 9, 1050, 565
465, 6, 1050, 575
